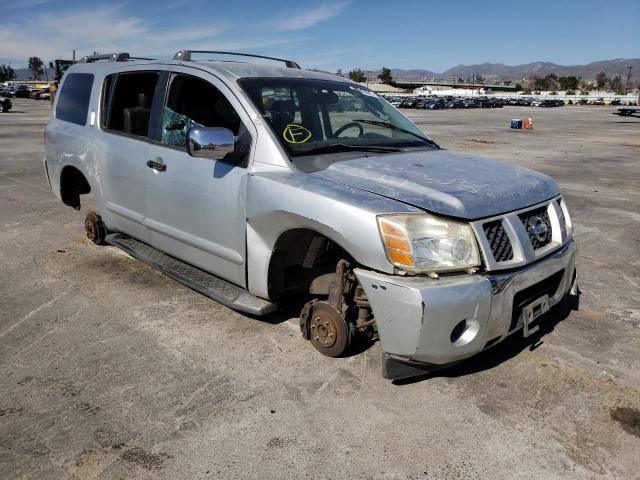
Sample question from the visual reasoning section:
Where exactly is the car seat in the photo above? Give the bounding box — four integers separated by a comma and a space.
123, 93, 151, 136
268, 100, 295, 136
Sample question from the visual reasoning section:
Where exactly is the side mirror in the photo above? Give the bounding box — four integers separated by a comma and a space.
187, 127, 235, 160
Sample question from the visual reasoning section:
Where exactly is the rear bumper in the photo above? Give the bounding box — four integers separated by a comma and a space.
355, 240, 576, 371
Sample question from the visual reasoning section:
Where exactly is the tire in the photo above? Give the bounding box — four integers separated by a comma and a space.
0, 103, 4, 113
84, 211, 107, 245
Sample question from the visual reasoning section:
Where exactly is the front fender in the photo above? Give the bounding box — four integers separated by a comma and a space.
245, 171, 420, 299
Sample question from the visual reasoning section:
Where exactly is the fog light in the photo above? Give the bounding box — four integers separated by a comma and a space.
450, 319, 480, 346
450, 320, 466, 343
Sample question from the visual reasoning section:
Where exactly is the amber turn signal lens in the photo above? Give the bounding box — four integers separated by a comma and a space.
384, 236, 411, 252
380, 220, 405, 237
388, 249, 413, 266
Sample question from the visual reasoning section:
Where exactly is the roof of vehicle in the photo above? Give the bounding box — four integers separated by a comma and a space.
67, 58, 352, 85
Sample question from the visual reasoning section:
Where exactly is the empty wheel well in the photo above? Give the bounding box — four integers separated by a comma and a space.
268, 229, 352, 300
60, 166, 91, 209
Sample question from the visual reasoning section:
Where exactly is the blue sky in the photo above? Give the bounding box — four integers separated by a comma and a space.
1, 0, 639, 71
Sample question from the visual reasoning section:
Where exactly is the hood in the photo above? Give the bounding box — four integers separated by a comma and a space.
312, 150, 560, 220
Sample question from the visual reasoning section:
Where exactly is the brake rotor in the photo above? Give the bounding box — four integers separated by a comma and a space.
306, 301, 350, 357
84, 211, 107, 245
310, 307, 340, 348
85, 218, 98, 242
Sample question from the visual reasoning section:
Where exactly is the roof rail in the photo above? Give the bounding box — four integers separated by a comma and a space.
172, 50, 301, 69
79, 53, 131, 63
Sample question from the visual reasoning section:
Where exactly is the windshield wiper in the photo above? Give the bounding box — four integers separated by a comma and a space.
293, 143, 402, 156
351, 119, 440, 149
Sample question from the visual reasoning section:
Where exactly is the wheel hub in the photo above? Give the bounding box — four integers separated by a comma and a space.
310, 308, 339, 348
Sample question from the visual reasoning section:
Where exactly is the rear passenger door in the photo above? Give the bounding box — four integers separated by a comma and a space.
98, 70, 160, 242
144, 69, 253, 287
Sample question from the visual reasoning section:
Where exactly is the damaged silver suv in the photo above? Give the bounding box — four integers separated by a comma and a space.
44, 50, 577, 379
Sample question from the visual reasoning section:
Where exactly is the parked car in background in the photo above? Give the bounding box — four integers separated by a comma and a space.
30, 88, 50, 100
0, 95, 12, 112
14, 85, 31, 98
424, 98, 446, 110
0, 88, 14, 98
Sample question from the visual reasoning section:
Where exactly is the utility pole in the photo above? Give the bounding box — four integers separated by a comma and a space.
625, 66, 633, 94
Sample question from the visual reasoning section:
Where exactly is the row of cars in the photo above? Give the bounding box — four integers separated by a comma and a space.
0, 84, 52, 100
384, 95, 638, 110
389, 96, 509, 110
385, 95, 567, 110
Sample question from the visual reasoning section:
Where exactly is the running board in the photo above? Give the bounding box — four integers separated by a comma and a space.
105, 233, 277, 316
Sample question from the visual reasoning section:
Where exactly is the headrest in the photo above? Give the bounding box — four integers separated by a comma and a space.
270, 100, 295, 116
138, 93, 151, 109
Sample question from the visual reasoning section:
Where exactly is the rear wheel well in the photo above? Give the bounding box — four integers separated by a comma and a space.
268, 228, 352, 300
60, 166, 91, 209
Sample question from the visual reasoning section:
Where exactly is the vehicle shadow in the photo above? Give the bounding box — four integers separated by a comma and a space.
257, 295, 308, 325
393, 292, 580, 385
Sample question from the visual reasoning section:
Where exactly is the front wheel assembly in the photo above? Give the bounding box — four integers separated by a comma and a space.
301, 300, 351, 357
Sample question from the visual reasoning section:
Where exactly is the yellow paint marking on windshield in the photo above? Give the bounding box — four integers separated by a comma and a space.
283, 124, 312, 144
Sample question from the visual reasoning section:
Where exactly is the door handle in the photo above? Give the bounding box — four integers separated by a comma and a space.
146, 158, 166, 172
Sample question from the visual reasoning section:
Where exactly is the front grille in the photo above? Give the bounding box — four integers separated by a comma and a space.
483, 220, 513, 262
519, 207, 553, 250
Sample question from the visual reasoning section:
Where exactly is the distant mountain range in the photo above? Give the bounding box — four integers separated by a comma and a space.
12, 67, 56, 82
381, 58, 640, 82
9, 58, 640, 83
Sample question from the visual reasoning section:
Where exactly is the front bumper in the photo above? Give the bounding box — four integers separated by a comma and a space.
355, 240, 576, 370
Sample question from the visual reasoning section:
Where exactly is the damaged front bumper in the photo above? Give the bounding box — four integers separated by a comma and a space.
355, 240, 577, 379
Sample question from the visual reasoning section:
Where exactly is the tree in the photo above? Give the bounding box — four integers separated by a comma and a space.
0, 64, 16, 82
377, 67, 393, 85
474, 74, 485, 84
609, 75, 624, 94
533, 76, 547, 90
558, 76, 580, 91
544, 73, 558, 91
28, 56, 44, 80
532, 74, 560, 91
348, 69, 366, 83
595, 71, 608, 90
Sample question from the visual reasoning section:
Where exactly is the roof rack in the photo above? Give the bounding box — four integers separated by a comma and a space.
79, 53, 155, 63
172, 50, 301, 69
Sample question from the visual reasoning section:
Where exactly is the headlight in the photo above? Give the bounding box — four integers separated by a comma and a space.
559, 198, 573, 238
378, 213, 481, 273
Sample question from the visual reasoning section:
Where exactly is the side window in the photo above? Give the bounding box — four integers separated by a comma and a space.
103, 71, 159, 138
161, 74, 241, 148
56, 73, 94, 125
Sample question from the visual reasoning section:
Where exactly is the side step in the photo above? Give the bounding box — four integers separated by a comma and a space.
105, 233, 277, 316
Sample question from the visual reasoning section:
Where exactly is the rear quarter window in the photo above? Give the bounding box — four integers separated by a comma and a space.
56, 73, 94, 125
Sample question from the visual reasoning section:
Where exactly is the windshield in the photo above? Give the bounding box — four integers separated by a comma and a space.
239, 78, 437, 160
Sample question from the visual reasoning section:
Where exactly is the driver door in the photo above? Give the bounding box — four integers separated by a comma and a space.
144, 69, 253, 287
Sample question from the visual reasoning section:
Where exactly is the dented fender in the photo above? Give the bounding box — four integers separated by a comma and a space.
245, 169, 420, 299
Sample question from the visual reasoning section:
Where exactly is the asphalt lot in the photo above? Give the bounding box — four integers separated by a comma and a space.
1, 98, 639, 479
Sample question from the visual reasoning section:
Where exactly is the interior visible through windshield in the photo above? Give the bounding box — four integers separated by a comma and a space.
239, 78, 437, 160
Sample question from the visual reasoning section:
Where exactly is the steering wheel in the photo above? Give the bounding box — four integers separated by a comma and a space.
333, 122, 364, 138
